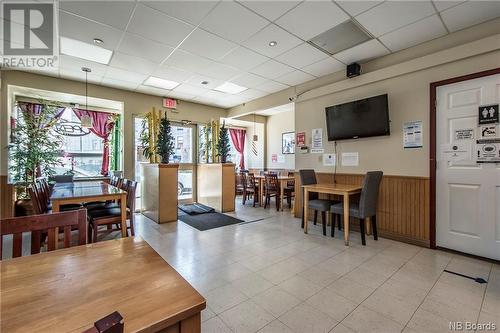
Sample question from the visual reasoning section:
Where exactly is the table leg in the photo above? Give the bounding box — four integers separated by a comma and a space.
343, 194, 350, 246
280, 179, 285, 212
120, 193, 127, 237
259, 178, 264, 207
304, 188, 309, 234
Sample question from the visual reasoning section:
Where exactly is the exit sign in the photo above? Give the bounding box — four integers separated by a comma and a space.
163, 98, 177, 109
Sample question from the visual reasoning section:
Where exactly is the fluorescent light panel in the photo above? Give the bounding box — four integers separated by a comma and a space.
60, 37, 113, 64
144, 76, 180, 90
214, 82, 247, 94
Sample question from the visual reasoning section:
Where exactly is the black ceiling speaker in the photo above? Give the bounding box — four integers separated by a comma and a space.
346, 63, 361, 78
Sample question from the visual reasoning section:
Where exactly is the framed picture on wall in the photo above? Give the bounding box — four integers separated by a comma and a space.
282, 132, 295, 154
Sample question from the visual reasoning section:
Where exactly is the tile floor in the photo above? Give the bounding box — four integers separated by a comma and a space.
130, 199, 499, 333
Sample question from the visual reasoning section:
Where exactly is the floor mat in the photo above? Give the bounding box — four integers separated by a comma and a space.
178, 212, 244, 231
178, 203, 215, 215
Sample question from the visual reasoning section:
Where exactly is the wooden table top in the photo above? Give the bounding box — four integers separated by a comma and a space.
1, 237, 206, 333
254, 175, 294, 180
302, 183, 362, 194
50, 182, 124, 201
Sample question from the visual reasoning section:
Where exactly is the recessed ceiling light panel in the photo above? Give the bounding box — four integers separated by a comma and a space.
60, 37, 113, 64
144, 76, 180, 90
214, 82, 248, 94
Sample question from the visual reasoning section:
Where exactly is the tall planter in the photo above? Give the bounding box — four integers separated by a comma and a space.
217, 122, 230, 163
156, 113, 175, 164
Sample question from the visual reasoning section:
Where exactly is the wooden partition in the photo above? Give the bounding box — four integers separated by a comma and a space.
0, 175, 15, 218
141, 163, 179, 223
197, 163, 235, 212
294, 172, 430, 247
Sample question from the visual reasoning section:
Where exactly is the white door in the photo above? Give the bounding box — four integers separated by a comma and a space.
436, 73, 500, 260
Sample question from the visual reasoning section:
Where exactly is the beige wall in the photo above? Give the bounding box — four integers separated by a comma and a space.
266, 110, 295, 169
296, 50, 500, 177
0, 70, 227, 179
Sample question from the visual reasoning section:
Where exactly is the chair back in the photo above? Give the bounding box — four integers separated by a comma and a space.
264, 173, 279, 191
28, 184, 47, 214
299, 169, 317, 185
125, 180, 138, 212
359, 171, 383, 218
0, 209, 87, 259
287, 171, 295, 187
239, 171, 248, 188
53, 174, 74, 183
248, 173, 257, 188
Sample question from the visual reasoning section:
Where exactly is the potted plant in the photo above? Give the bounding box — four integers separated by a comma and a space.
216, 122, 230, 163
156, 113, 175, 164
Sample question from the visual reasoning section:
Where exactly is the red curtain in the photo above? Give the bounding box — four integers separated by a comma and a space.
73, 109, 115, 175
229, 128, 246, 170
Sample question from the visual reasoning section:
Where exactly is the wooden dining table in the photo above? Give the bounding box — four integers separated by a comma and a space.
0, 237, 206, 333
302, 183, 362, 246
50, 181, 128, 237
254, 174, 295, 211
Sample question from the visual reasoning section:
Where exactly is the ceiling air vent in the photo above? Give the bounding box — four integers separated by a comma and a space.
308, 20, 371, 55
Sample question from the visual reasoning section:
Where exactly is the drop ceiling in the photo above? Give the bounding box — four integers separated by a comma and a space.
5, 0, 500, 109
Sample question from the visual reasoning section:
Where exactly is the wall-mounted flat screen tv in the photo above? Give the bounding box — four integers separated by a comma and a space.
325, 94, 390, 141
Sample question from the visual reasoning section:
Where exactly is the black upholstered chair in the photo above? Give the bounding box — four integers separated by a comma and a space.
330, 171, 383, 245
299, 169, 338, 236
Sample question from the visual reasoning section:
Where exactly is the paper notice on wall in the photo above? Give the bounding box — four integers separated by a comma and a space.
271, 153, 277, 163
440, 143, 471, 162
476, 139, 500, 163
312, 128, 323, 149
310, 148, 324, 154
342, 152, 359, 166
296, 132, 306, 147
277, 155, 286, 163
454, 128, 474, 140
323, 154, 336, 166
480, 125, 497, 138
403, 121, 423, 148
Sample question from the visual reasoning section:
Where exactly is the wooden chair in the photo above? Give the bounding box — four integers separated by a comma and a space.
264, 173, 280, 211
87, 180, 137, 242
284, 171, 295, 209
0, 209, 87, 259
242, 173, 259, 207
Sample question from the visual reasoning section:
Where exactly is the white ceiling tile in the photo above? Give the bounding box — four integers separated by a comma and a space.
200, 1, 269, 43
432, 1, 465, 12
250, 59, 295, 79
356, 1, 437, 37
140, 1, 219, 25
59, 68, 103, 85
256, 80, 289, 93
300, 57, 345, 77
60, 1, 135, 30
275, 1, 349, 40
275, 43, 328, 69
380, 15, 447, 52
441, 1, 500, 32
59, 11, 123, 49
59, 55, 108, 77
104, 67, 148, 83
173, 83, 210, 96
163, 50, 216, 73
185, 75, 224, 89
110, 52, 158, 75
179, 28, 237, 61
243, 24, 302, 58
239, 1, 301, 21
196, 62, 242, 81
136, 85, 170, 96
220, 47, 270, 71
334, 39, 389, 64
167, 90, 197, 101
335, 1, 383, 17
127, 4, 194, 47
275, 70, 315, 86
101, 77, 140, 90
237, 88, 268, 99
198, 89, 229, 101
118, 33, 174, 63
153, 66, 193, 83
230, 73, 268, 88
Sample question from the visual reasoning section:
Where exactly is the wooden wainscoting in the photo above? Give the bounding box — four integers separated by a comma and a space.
294, 173, 430, 247
0, 175, 15, 218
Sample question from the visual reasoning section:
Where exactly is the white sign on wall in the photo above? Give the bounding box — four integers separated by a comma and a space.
440, 143, 471, 162
323, 153, 336, 166
342, 152, 359, 166
403, 121, 423, 148
311, 128, 323, 149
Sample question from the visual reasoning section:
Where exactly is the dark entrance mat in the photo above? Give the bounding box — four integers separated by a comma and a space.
178, 203, 215, 215
178, 212, 244, 231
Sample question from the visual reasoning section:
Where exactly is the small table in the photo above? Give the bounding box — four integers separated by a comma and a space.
0, 237, 206, 333
50, 182, 128, 237
302, 183, 362, 246
254, 175, 295, 211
